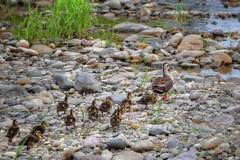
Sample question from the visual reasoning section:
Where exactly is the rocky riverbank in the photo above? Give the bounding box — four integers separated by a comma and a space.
1, 0, 240, 160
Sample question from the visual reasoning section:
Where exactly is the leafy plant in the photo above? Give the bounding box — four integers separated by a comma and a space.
140, 67, 149, 88
14, 137, 27, 160
16, 0, 94, 43
173, 2, 191, 25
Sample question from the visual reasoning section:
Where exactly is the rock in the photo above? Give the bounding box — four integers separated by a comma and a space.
232, 90, 240, 100
232, 52, 240, 62
113, 151, 144, 160
203, 137, 221, 150
169, 151, 197, 160
26, 99, 44, 109
99, 48, 118, 59
113, 22, 150, 33
74, 71, 101, 93
203, 38, 224, 49
182, 75, 205, 82
31, 44, 53, 56
101, 149, 113, 160
103, 0, 121, 9
149, 126, 170, 136
211, 53, 232, 66
73, 152, 85, 160
54, 73, 73, 90
189, 91, 201, 100
0, 84, 28, 98
19, 47, 39, 56
175, 50, 205, 61
131, 123, 141, 130
50, 61, 65, 69
130, 140, 154, 152
209, 49, 233, 55
83, 135, 101, 148
177, 35, 203, 51
144, 54, 164, 64
111, 51, 130, 60
64, 38, 82, 46
12, 105, 29, 113
150, 41, 162, 51
16, 78, 32, 85
0, 32, 13, 40
166, 138, 180, 149
16, 39, 30, 48
169, 33, 184, 48
143, 46, 153, 54
140, 27, 165, 37
106, 72, 134, 85
26, 114, 38, 121
199, 57, 212, 65
226, 75, 240, 84
211, 114, 235, 126
78, 156, 104, 160
106, 137, 127, 150
4, 151, 16, 158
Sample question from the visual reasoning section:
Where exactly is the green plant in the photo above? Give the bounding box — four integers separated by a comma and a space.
173, 2, 191, 25
191, 127, 199, 133
37, 113, 47, 121
140, 67, 149, 88
14, 137, 27, 160
16, 0, 94, 43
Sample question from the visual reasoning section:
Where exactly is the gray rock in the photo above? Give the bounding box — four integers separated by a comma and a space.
130, 140, 154, 152
140, 27, 165, 37
74, 71, 102, 93
103, 0, 121, 9
101, 149, 113, 160
124, 35, 139, 42
26, 99, 43, 109
211, 114, 235, 126
169, 151, 197, 160
232, 52, 240, 63
218, 95, 235, 103
232, 90, 240, 101
111, 94, 126, 103
149, 126, 170, 136
236, 42, 240, 53
25, 68, 44, 77
53, 73, 73, 90
106, 72, 134, 85
203, 38, 224, 50
50, 61, 65, 69
199, 57, 212, 65
203, 137, 221, 150
26, 114, 38, 121
106, 137, 127, 150
205, 46, 217, 52
143, 46, 153, 54
182, 75, 205, 82
73, 152, 85, 160
168, 32, 183, 48
226, 75, 240, 84
99, 48, 118, 59
189, 91, 201, 100
175, 50, 206, 61
166, 138, 181, 149
83, 135, 101, 148
64, 38, 82, 46
0, 84, 29, 98
150, 41, 162, 51
113, 151, 144, 160
78, 155, 104, 160
111, 51, 130, 60
113, 22, 150, 33
5, 98, 16, 106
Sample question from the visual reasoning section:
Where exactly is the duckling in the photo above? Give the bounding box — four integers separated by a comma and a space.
152, 63, 174, 101
19, 130, 42, 150
110, 109, 121, 130
6, 119, 19, 142
119, 101, 131, 115
64, 109, 76, 130
137, 93, 158, 109
87, 100, 99, 120
121, 93, 133, 112
30, 121, 47, 135
99, 96, 113, 116
57, 96, 69, 116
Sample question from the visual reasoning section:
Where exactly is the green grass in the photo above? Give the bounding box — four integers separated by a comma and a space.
14, 137, 27, 160
16, 0, 94, 43
173, 2, 191, 25
140, 67, 149, 88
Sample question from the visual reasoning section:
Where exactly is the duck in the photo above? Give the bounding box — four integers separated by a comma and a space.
87, 100, 99, 120
152, 63, 174, 101
64, 109, 76, 130
110, 109, 121, 130
30, 121, 47, 135
19, 130, 42, 150
121, 93, 133, 112
99, 96, 113, 116
6, 119, 20, 142
119, 101, 131, 116
57, 96, 69, 116
137, 93, 158, 109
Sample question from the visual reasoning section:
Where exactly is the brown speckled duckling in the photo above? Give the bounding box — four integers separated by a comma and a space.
87, 100, 99, 120
64, 109, 76, 130
57, 96, 69, 116
6, 119, 19, 142
99, 96, 113, 116
137, 93, 158, 109
121, 93, 133, 112
30, 121, 47, 135
19, 130, 42, 150
110, 109, 121, 129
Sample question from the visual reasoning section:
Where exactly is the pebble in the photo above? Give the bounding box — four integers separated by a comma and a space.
130, 140, 154, 152
203, 137, 221, 150
113, 151, 144, 160
106, 137, 128, 150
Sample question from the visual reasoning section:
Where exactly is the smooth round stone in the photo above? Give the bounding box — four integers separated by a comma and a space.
16, 39, 30, 48
106, 137, 127, 150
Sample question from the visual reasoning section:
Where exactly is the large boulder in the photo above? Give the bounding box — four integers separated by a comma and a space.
177, 35, 203, 52
74, 71, 101, 93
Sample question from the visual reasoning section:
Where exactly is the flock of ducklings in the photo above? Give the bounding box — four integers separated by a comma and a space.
5, 92, 160, 150
5, 63, 174, 151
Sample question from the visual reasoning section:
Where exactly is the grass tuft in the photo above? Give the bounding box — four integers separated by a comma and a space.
16, 0, 94, 43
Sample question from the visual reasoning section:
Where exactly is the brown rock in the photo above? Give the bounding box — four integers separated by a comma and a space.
177, 34, 204, 51
31, 44, 53, 56
16, 78, 32, 85
203, 137, 221, 150
139, 43, 149, 49
0, 32, 13, 40
131, 123, 141, 130
211, 53, 232, 66
16, 39, 30, 48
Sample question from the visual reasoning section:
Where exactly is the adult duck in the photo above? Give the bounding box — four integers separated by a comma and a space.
152, 63, 173, 101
